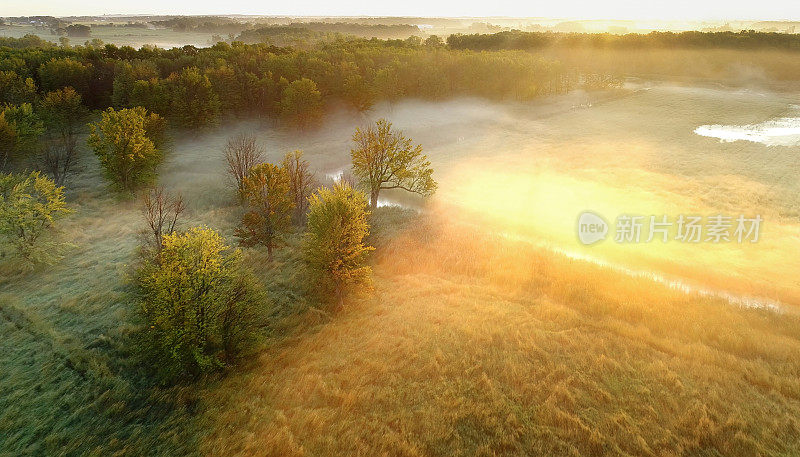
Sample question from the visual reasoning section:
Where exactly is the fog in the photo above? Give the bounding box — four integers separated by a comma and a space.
154, 81, 800, 308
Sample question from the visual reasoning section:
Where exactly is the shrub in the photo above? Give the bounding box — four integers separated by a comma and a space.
136, 226, 264, 381
0, 171, 71, 264
303, 183, 374, 307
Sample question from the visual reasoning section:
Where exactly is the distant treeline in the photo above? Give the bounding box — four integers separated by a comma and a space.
447, 30, 800, 51
149, 17, 419, 39
150, 16, 248, 34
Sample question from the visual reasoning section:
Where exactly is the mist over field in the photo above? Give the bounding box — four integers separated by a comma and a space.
2, 11, 800, 457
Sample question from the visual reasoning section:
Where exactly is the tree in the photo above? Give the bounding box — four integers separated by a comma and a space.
141, 186, 185, 253
111, 60, 160, 108
342, 73, 376, 112
65, 24, 91, 38
235, 163, 293, 261
136, 226, 264, 381
0, 70, 37, 105
303, 183, 374, 308
0, 103, 44, 170
38, 58, 92, 96
0, 171, 71, 264
424, 35, 445, 47
280, 78, 322, 129
224, 133, 263, 199
281, 150, 317, 225
204, 65, 244, 112
128, 78, 172, 116
350, 118, 437, 209
87, 107, 164, 192
167, 67, 220, 128
38, 87, 88, 185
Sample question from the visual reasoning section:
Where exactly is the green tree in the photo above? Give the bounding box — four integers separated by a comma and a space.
204, 65, 244, 112
38, 87, 88, 185
167, 67, 220, 128
424, 35, 445, 47
0, 103, 44, 169
342, 73, 376, 112
0, 171, 71, 264
38, 57, 92, 96
280, 78, 322, 129
128, 78, 172, 116
235, 162, 294, 261
0, 70, 37, 105
87, 107, 164, 192
136, 226, 264, 381
65, 24, 91, 38
303, 183, 374, 308
350, 118, 436, 209
111, 60, 160, 108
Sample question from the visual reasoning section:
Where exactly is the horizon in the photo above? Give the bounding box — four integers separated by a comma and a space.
4, 1, 800, 23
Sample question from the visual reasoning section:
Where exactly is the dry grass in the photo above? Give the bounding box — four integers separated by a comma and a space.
198, 209, 800, 456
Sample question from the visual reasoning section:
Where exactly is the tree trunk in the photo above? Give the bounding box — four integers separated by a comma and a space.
267, 243, 273, 262
370, 188, 379, 210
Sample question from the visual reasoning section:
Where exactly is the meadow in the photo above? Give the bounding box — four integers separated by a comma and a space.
2, 80, 800, 455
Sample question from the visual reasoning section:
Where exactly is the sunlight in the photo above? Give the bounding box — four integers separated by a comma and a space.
438, 159, 800, 305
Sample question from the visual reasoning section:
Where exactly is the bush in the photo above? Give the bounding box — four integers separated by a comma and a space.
136, 226, 264, 381
0, 171, 71, 264
88, 107, 165, 192
303, 183, 374, 307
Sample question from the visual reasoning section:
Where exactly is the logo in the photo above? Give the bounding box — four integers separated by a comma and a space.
577, 211, 608, 245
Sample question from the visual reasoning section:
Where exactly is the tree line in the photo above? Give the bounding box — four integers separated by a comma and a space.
0, 35, 592, 127
446, 30, 800, 52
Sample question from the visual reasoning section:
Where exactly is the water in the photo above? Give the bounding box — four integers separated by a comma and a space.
324, 168, 410, 209
695, 106, 800, 146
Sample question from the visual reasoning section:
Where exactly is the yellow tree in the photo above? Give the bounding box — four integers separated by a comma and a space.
235, 163, 294, 261
350, 118, 436, 209
303, 183, 374, 308
87, 107, 164, 192
137, 226, 263, 380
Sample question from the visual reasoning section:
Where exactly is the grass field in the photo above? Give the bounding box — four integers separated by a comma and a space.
2, 82, 800, 455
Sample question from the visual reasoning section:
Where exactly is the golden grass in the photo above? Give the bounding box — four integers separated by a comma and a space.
198, 210, 800, 456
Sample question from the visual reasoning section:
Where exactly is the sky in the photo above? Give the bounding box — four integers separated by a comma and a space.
3, 0, 800, 21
